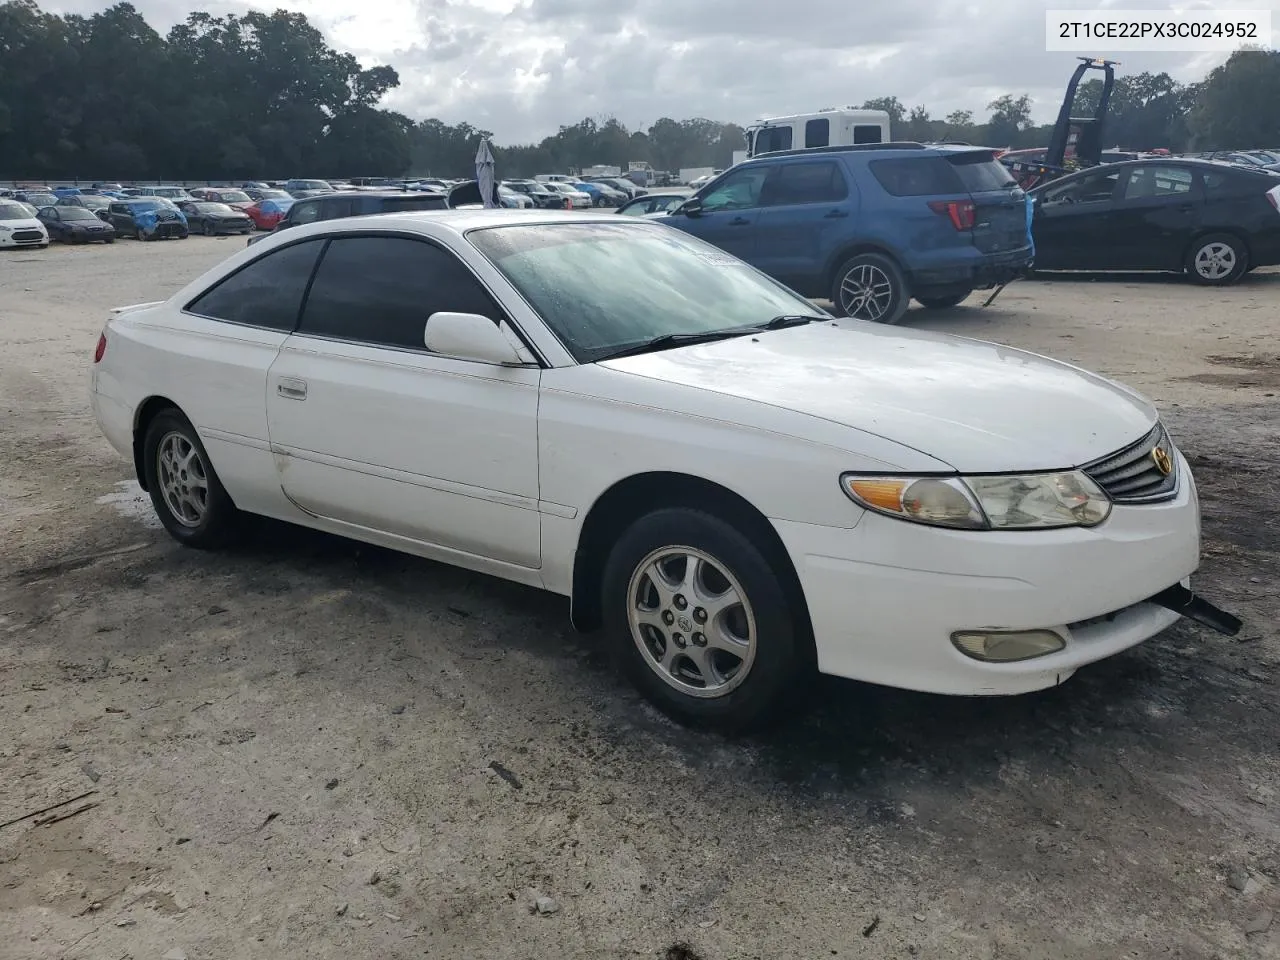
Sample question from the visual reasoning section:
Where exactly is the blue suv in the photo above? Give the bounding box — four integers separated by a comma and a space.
666, 143, 1033, 323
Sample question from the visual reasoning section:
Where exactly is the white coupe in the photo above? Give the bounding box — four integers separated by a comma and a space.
91, 210, 1209, 729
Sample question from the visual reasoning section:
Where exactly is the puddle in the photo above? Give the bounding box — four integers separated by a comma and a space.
95, 480, 162, 529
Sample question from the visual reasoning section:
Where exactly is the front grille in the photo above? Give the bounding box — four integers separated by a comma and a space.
1083, 423, 1178, 504
13, 230, 43, 242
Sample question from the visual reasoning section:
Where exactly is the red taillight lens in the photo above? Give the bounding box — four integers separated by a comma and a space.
94, 332, 107, 363
928, 199, 976, 231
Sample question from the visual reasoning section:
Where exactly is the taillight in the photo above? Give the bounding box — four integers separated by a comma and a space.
94, 332, 107, 363
928, 199, 976, 231
1267, 184, 1280, 213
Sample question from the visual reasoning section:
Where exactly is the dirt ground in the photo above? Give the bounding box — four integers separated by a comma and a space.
1, 237, 1278, 960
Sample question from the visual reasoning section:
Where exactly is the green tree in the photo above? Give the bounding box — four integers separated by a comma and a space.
986, 93, 1033, 147
861, 97, 906, 125
1186, 49, 1280, 149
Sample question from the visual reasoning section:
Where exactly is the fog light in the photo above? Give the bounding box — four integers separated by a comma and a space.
951, 629, 1066, 663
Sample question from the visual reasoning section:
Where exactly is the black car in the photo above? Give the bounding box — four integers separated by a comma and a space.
37, 205, 117, 243
57, 194, 112, 219
501, 179, 564, 208
179, 200, 254, 236
247, 190, 449, 246
1030, 158, 1280, 285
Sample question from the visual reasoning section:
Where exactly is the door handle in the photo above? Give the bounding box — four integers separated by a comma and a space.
728, 216, 751, 225
276, 378, 307, 400
824, 209, 849, 219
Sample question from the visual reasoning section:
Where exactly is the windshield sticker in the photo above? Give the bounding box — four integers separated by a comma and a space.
696, 251, 743, 267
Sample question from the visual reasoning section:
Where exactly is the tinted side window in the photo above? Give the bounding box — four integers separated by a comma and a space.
317, 198, 354, 220
1201, 170, 1251, 197
869, 157, 963, 196
755, 126, 793, 153
299, 236, 502, 350
1122, 165, 1194, 200
1042, 169, 1121, 205
805, 118, 829, 148
700, 165, 773, 211
854, 125, 883, 144
290, 201, 321, 224
186, 239, 324, 331
765, 162, 848, 205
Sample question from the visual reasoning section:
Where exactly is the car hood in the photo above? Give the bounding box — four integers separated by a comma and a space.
600, 321, 1157, 473
2, 217, 44, 230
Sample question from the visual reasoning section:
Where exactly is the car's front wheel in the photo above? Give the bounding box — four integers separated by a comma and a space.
830, 252, 909, 323
135, 226, 147, 241
1186, 233, 1248, 286
602, 507, 811, 731
142, 410, 241, 549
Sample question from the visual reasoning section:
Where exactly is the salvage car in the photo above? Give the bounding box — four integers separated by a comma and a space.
178, 200, 254, 236
244, 197, 293, 231
37, 204, 117, 243
189, 188, 256, 211
89, 211, 1231, 730
107, 198, 190, 240
1030, 158, 1280, 285
617, 193, 688, 217
0, 199, 49, 248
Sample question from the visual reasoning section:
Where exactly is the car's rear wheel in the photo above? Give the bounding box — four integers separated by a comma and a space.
602, 507, 811, 731
203, 220, 215, 236
1186, 233, 1247, 286
830, 252, 909, 323
915, 288, 973, 309
142, 410, 240, 549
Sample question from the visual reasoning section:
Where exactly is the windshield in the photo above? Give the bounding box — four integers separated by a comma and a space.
0, 201, 31, 219
80, 196, 109, 207
295, 180, 331, 190
130, 199, 171, 212
196, 202, 234, 214
27, 193, 57, 203
468, 222, 826, 363
217, 191, 251, 203
259, 190, 291, 200
60, 207, 100, 221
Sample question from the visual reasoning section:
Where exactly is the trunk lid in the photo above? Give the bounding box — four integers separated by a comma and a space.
945, 149, 1030, 255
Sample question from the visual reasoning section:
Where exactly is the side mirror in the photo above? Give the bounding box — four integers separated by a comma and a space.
680, 197, 703, 217
424, 312, 528, 365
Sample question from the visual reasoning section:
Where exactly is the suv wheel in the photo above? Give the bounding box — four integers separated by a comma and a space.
831, 253, 908, 324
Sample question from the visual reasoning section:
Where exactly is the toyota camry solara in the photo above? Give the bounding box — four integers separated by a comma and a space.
90, 210, 1208, 729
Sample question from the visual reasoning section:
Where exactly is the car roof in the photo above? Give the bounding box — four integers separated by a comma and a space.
272, 209, 626, 238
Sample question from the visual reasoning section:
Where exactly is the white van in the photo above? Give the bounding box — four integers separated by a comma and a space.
746, 108, 891, 158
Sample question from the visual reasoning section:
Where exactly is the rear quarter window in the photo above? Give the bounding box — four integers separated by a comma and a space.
868, 157, 964, 196
947, 153, 1018, 192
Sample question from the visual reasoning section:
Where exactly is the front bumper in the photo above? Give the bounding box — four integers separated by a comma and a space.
773, 450, 1201, 696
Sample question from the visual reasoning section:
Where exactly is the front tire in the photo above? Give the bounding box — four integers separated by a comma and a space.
830, 252, 909, 323
1186, 233, 1247, 285
142, 410, 240, 549
135, 226, 147, 241
203, 220, 215, 236
602, 507, 811, 731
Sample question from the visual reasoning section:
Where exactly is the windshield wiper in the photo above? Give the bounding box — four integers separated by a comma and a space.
595, 328, 751, 362
758, 314, 826, 330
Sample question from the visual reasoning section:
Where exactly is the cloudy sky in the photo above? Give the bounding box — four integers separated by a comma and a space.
47, 0, 1277, 143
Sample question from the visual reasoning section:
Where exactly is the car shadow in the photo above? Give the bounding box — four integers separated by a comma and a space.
194, 514, 1260, 811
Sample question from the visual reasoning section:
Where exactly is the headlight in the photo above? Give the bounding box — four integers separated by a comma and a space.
841, 471, 1111, 530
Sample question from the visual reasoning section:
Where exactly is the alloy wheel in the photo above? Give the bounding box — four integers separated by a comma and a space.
1193, 242, 1235, 281
839, 263, 896, 321
156, 431, 209, 527
626, 546, 757, 699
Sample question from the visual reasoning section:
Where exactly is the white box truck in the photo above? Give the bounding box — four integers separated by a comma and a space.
745, 108, 891, 158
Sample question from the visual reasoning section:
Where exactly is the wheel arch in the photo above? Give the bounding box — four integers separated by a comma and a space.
569, 471, 812, 641
1183, 229, 1252, 275
825, 241, 907, 290
132, 395, 183, 491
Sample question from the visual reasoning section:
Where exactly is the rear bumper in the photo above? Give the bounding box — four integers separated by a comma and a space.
912, 248, 1034, 290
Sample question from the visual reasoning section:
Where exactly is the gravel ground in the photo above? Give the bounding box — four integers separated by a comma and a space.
1, 237, 1278, 960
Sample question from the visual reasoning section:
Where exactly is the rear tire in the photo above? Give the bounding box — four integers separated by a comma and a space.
830, 252, 909, 324
203, 220, 215, 236
142, 410, 241, 550
602, 507, 812, 732
915, 288, 973, 309
1185, 233, 1247, 286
